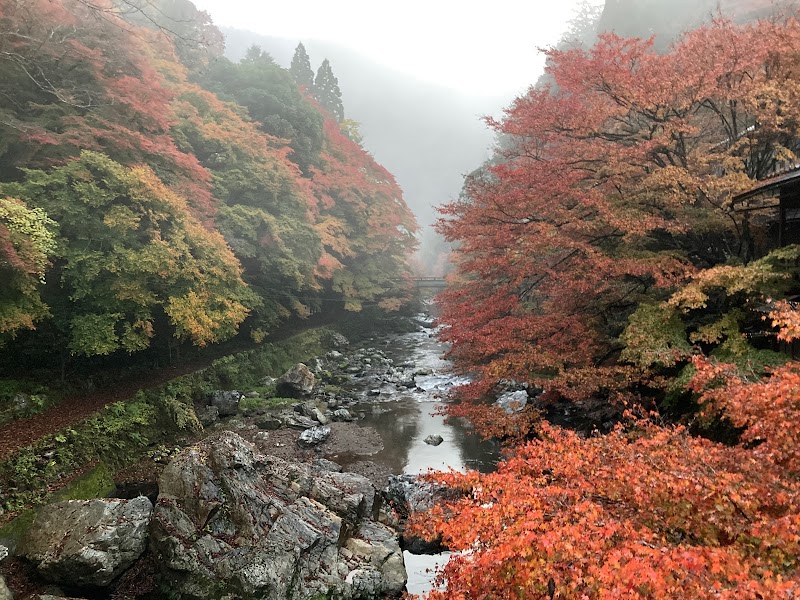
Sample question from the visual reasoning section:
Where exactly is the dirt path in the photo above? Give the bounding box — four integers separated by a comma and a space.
0, 311, 345, 462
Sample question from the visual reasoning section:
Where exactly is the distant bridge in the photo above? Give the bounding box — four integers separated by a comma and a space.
410, 277, 448, 289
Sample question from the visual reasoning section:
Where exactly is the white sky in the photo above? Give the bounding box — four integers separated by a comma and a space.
191, 0, 596, 96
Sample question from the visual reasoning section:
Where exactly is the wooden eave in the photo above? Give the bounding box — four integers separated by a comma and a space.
733, 167, 800, 207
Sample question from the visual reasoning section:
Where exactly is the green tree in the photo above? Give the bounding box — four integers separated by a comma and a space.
313, 59, 344, 122
201, 47, 325, 174
0, 198, 56, 340
1, 152, 255, 357
289, 42, 315, 89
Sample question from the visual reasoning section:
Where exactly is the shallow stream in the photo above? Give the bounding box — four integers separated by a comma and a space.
335, 315, 499, 595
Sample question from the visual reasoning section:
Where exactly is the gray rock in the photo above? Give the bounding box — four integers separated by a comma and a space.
313, 458, 343, 472
277, 364, 316, 398
384, 475, 454, 554
282, 413, 318, 430
0, 544, 7, 562
0, 576, 11, 600
208, 390, 242, 417
150, 432, 405, 599
293, 402, 327, 424
423, 434, 444, 446
312, 407, 329, 425
255, 415, 283, 430
20, 497, 152, 587
332, 408, 355, 422
326, 350, 343, 360
195, 404, 219, 427
298, 426, 331, 447
328, 332, 350, 349
495, 389, 529, 414
245, 391, 260, 398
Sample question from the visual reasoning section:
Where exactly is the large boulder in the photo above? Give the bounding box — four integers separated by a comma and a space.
150, 432, 405, 599
327, 332, 350, 349
208, 390, 242, 417
298, 426, 331, 448
20, 497, 152, 587
276, 364, 316, 398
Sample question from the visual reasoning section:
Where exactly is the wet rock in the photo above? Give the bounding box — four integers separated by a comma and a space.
195, 404, 219, 427
255, 415, 282, 430
277, 364, 316, 397
208, 390, 242, 417
332, 408, 355, 422
424, 434, 444, 446
298, 425, 331, 447
496, 389, 529, 414
0, 577, 10, 600
328, 332, 350, 349
150, 432, 405, 599
313, 407, 329, 425
368, 389, 381, 396
385, 475, 453, 554
295, 402, 329, 425
282, 413, 318, 430
20, 497, 152, 587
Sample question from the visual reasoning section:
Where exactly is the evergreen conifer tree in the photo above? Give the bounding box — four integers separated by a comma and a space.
289, 42, 314, 88
313, 58, 344, 122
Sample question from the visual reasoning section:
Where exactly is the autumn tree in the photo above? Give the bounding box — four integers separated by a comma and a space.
171, 85, 323, 336
437, 17, 800, 408
309, 112, 418, 310
0, 198, 56, 339
289, 42, 315, 89
0, 0, 218, 221
1, 152, 254, 357
313, 58, 344, 122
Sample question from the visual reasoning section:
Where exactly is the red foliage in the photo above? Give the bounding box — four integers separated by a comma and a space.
437, 17, 800, 405
410, 421, 800, 599
307, 108, 418, 305
0, 0, 217, 221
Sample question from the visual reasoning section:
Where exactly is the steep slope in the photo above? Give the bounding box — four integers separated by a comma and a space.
222, 28, 499, 267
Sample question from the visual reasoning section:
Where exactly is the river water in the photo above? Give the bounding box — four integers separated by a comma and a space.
335, 314, 499, 595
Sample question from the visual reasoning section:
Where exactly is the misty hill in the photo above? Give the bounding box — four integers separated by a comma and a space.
222, 27, 500, 234
597, 0, 792, 47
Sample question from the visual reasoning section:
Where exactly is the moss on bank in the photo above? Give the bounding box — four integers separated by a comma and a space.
0, 326, 334, 520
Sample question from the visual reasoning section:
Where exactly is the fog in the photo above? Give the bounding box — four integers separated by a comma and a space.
190, 1, 599, 271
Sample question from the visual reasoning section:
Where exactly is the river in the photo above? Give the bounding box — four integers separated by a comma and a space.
333, 314, 499, 595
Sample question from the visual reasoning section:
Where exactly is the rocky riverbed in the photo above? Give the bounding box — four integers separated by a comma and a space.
0, 314, 509, 599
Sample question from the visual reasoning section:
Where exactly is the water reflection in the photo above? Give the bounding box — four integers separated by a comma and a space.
348, 326, 498, 476
336, 319, 499, 597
